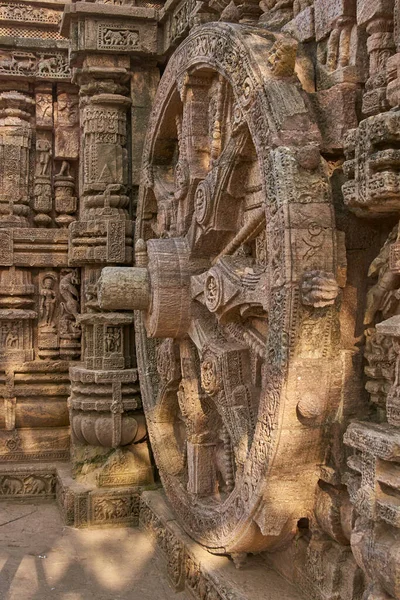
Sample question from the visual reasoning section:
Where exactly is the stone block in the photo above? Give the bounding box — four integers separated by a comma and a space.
357, 0, 395, 26
315, 0, 356, 41
313, 83, 359, 152
284, 6, 315, 42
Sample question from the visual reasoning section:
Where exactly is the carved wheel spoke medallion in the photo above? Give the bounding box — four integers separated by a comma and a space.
100, 23, 341, 554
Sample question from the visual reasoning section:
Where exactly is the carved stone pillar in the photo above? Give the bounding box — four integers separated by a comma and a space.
342, 76, 400, 598
386, 0, 400, 107
357, 0, 396, 116
67, 58, 153, 487
0, 91, 34, 227
309, 0, 366, 152
315, 0, 367, 88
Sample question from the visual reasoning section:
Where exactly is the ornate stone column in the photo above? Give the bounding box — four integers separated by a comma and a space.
0, 91, 34, 227
342, 59, 400, 599
357, 0, 396, 116
66, 59, 153, 489
0, 1, 79, 473
59, 1, 161, 500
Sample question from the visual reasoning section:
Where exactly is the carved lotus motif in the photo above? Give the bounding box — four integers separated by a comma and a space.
72, 414, 139, 448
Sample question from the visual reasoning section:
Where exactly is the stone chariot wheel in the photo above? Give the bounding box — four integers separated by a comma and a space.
99, 22, 342, 555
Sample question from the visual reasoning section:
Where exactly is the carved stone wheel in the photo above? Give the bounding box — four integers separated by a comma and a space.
99, 23, 342, 555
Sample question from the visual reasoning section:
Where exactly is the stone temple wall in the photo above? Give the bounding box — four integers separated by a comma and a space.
0, 0, 159, 507
3, 1, 400, 599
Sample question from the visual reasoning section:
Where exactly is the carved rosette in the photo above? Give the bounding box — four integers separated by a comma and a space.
99, 23, 342, 554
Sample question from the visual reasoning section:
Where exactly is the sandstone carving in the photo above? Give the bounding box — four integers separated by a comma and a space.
99, 21, 343, 556
2, 2, 400, 600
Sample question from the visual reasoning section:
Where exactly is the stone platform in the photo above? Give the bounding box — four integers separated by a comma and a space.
0, 499, 190, 600
0, 461, 157, 528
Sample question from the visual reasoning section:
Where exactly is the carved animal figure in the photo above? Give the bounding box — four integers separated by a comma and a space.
24, 476, 48, 495
15, 56, 35, 73
125, 31, 139, 46
0, 53, 19, 72
59, 270, 80, 319
95, 499, 127, 520
0, 476, 23, 495
37, 56, 57, 74
104, 29, 124, 46
5, 328, 18, 348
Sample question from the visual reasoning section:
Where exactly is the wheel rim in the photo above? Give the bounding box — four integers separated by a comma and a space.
134, 22, 340, 554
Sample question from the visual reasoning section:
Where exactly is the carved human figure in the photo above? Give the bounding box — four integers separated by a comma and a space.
57, 161, 71, 177
174, 159, 190, 202
36, 140, 52, 177
57, 94, 78, 127
5, 326, 18, 349
36, 94, 52, 124
40, 276, 57, 327
325, 17, 353, 72
105, 327, 121, 353
85, 283, 100, 313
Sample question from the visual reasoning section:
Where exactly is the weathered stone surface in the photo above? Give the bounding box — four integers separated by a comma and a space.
100, 21, 343, 558
140, 489, 306, 600
0, 0, 154, 514
3, 1, 400, 599
315, 0, 356, 41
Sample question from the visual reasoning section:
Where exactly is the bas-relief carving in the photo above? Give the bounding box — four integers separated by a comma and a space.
91, 3, 400, 595
3, 1, 400, 598
62, 44, 153, 490
98, 21, 345, 561
0, 16, 80, 463
334, 2, 400, 598
0, 472, 55, 497
0, 3, 62, 25
0, 51, 70, 79
97, 24, 140, 50
55, 92, 79, 160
